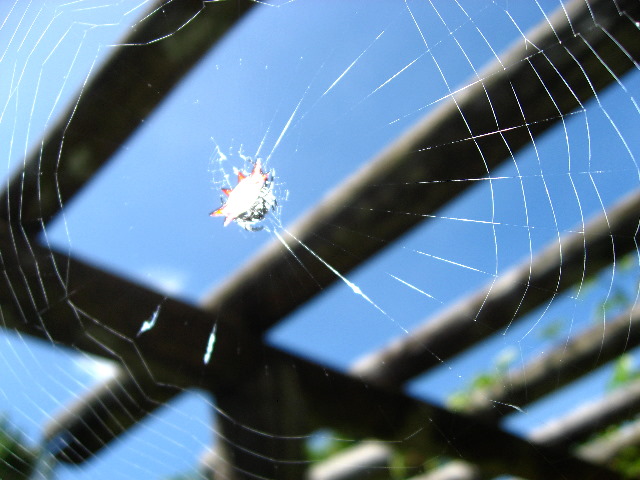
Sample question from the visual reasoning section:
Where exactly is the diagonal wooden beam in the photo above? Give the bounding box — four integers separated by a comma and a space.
0, 0, 255, 234
351, 189, 640, 387
43, 332, 624, 479
578, 415, 640, 465
199, 0, 640, 340
529, 378, 640, 450
2, 0, 638, 473
0, 219, 264, 391
3, 186, 636, 472
309, 370, 640, 480
262, 347, 623, 480
42, 369, 182, 464
459, 305, 640, 420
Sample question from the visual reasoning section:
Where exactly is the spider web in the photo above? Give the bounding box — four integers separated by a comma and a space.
1, 0, 639, 479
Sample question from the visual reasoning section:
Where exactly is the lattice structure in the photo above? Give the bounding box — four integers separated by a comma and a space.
1, 0, 639, 479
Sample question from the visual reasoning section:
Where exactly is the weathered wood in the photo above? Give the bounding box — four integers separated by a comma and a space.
200, 0, 640, 341
12, 186, 636, 465
280, 348, 623, 480
207, 362, 310, 480
1, 216, 624, 478
461, 305, 640, 419
0, 0, 254, 234
3, 0, 639, 476
530, 379, 640, 450
43, 370, 182, 464
578, 417, 640, 465
351, 190, 640, 386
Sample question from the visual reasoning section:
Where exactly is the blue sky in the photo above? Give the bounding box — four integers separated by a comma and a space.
1, 1, 639, 479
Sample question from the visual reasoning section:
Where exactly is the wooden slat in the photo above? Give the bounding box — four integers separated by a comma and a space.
199, 0, 640, 341
42, 370, 181, 463
530, 379, 640, 450
0, 220, 263, 391
0, 0, 254, 234
2, 187, 636, 474
460, 305, 640, 419
578, 417, 640, 465
210, 361, 310, 480
273, 347, 623, 480
0, 206, 627, 478
2, 0, 638, 476
351, 190, 640, 387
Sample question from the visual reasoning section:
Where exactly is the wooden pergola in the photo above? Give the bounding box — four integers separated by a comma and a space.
1, 0, 639, 478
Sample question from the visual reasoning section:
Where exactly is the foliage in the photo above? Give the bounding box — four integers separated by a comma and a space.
608, 354, 640, 391
611, 445, 640, 479
0, 417, 40, 480
594, 253, 639, 323
305, 430, 428, 479
447, 347, 516, 411
447, 251, 640, 476
595, 354, 640, 478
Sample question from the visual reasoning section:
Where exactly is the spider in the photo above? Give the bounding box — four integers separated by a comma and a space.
210, 158, 276, 231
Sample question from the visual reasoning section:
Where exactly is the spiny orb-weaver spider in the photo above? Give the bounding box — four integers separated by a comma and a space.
210, 158, 276, 231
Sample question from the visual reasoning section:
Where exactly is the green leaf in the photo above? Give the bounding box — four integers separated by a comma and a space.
608, 354, 640, 391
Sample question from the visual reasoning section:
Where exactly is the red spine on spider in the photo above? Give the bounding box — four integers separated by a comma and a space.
210, 158, 277, 231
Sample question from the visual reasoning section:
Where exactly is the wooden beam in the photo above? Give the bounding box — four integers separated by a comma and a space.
578, 416, 640, 465
0, 0, 254, 234
208, 361, 310, 480
351, 190, 640, 387
4, 188, 637, 461
460, 305, 640, 419
274, 347, 623, 480
3, 0, 638, 474
0, 220, 265, 391
199, 0, 640, 341
530, 379, 640, 450
2, 198, 632, 479
42, 369, 181, 464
